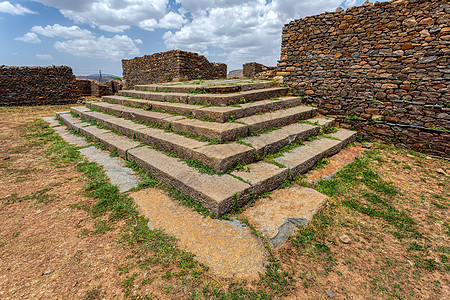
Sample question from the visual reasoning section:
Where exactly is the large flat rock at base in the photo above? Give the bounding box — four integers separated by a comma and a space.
305, 146, 365, 184
132, 189, 268, 278
241, 186, 328, 248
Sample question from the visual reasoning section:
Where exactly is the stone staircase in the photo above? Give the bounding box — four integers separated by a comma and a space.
57, 79, 356, 216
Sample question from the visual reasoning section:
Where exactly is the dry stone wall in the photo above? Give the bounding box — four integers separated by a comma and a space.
243, 62, 276, 79
75, 79, 93, 96
0, 66, 79, 106
278, 0, 450, 157
122, 50, 227, 88
75, 78, 123, 97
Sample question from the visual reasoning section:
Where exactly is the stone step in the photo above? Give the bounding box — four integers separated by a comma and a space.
273, 129, 357, 176
236, 105, 318, 133
241, 117, 333, 158
102, 95, 303, 123
86, 102, 248, 142
135, 80, 274, 93
63, 107, 332, 174
56, 112, 356, 216
127, 146, 252, 216
118, 87, 288, 106
66, 108, 253, 173
87, 101, 317, 142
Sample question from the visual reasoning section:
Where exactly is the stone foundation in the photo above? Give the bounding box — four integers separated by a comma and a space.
122, 50, 227, 88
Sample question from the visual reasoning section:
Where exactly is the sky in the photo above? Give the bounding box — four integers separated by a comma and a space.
0, 0, 387, 76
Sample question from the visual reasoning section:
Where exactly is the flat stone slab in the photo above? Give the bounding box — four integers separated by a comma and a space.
188, 87, 288, 106
171, 118, 248, 142
193, 143, 254, 173
42, 116, 61, 127
79, 146, 139, 193
135, 79, 274, 94
52, 125, 91, 147
127, 146, 252, 216
242, 122, 320, 158
102, 96, 303, 123
88, 102, 249, 142
47, 117, 139, 193
241, 186, 328, 248
238, 106, 317, 132
132, 188, 268, 278
275, 129, 356, 176
231, 161, 288, 197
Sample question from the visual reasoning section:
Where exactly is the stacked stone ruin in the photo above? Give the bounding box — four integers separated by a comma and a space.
277, 0, 449, 157
122, 50, 227, 88
243, 62, 277, 80
75, 78, 123, 97
0, 66, 79, 106
57, 79, 356, 216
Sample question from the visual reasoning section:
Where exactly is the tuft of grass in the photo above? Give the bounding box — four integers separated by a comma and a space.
2, 187, 59, 205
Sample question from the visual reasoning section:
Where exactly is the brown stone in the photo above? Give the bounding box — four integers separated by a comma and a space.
381, 83, 398, 89
305, 90, 315, 95
387, 21, 400, 29
399, 36, 412, 43
420, 29, 430, 37
418, 17, 435, 26
365, 108, 380, 115
402, 17, 417, 27
402, 44, 413, 50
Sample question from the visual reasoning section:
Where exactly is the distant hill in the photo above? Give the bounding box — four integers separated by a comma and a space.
228, 69, 243, 78
76, 74, 121, 83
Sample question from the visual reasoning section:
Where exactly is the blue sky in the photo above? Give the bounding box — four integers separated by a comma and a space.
0, 0, 385, 76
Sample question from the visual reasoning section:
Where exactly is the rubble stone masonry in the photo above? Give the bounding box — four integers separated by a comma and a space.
0, 66, 79, 106
278, 0, 449, 157
243, 62, 276, 79
122, 50, 227, 88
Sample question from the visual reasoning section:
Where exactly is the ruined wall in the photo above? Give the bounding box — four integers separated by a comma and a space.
0, 66, 79, 106
122, 50, 227, 88
243, 62, 276, 79
75, 78, 123, 97
75, 79, 93, 96
278, 0, 450, 157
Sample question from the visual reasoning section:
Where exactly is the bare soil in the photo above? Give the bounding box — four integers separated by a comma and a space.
0, 105, 448, 299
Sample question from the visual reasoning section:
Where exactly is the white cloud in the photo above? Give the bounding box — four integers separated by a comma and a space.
138, 19, 157, 31
31, 24, 94, 39
158, 11, 185, 29
164, 0, 346, 70
0, 1, 37, 15
54, 35, 140, 60
134, 39, 143, 44
36, 54, 53, 60
15, 32, 41, 44
32, 0, 168, 32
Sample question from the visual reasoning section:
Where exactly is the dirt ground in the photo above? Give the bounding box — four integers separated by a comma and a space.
0, 105, 448, 299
